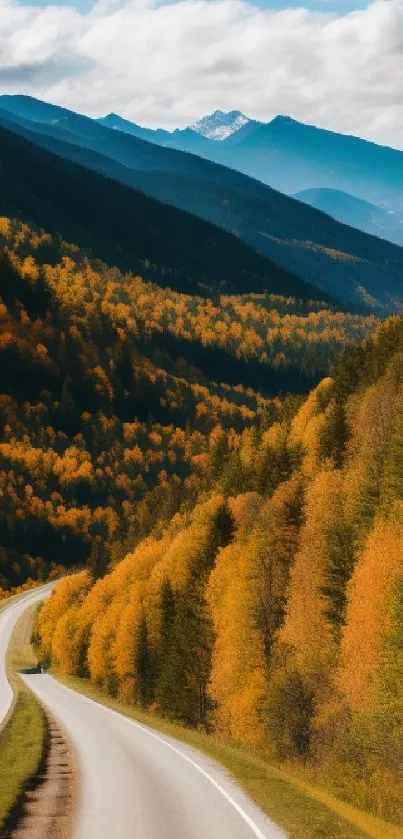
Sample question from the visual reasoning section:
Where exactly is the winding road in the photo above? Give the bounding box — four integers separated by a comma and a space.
1, 587, 286, 839
0, 583, 53, 726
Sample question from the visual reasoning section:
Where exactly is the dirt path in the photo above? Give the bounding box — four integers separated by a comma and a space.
10, 709, 76, 839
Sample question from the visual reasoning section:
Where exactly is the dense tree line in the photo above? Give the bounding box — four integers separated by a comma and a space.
37, 316, 403, 825
1, 218, 376, 391
2, 209, 401, 822
0, 217, 376, 589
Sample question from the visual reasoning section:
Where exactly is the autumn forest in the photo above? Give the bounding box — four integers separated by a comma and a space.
1, 142, 402, 830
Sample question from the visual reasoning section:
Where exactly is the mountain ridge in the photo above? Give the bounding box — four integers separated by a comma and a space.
1, 95, 403, 313
295, 187, 403, 247
0, 120, 324, 301
95, 104, 403, 211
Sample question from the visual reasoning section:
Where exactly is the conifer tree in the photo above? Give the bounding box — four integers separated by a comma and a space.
205, 503, 235, 569
135, 615, 155, 707
89, 538, 110, 581
255, 425, 291, 496
319, 389, 349, 468
160, 579, 177, 645
157, 583, 214, 728
321, 501, 356, 639
156, 578, 177, 706
380, 396, 403, 510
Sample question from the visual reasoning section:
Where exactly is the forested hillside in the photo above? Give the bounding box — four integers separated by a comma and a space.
0, 217, 377, 590
0, 124, 316, 300
36, 314, 403, 824
294, 188, 403, 247
0, 114, 399, 825
2, 100, 403, 313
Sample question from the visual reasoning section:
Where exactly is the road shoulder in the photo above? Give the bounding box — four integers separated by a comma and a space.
0, 600, 76, 839
53, 673, 403, 839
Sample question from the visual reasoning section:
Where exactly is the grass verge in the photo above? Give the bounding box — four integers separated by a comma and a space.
55, 674, 403, 839
0, 605, 46, 834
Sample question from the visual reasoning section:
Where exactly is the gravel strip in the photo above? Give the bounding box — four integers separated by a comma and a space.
10, 711, 76, 839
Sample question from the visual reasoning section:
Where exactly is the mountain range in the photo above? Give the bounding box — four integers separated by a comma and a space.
96, 108, 403, 206
0, 84, 401, 839
98, 107, 403, 245
1, 122, 313, 300
1, 95, 403, 313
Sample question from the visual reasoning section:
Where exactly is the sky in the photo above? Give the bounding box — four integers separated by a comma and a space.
1, 0, 402, 148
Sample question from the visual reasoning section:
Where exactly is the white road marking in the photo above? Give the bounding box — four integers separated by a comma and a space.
41, 678, 272, 839
0, 584, 53, 726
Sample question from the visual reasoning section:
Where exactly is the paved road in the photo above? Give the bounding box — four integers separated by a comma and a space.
0, 584, 53, 726
1, 587, 286, 839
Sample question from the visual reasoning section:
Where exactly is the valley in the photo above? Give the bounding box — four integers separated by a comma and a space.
0, 88, 402, 839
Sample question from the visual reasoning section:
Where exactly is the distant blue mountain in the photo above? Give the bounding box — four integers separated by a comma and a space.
1, 94, 403, 313
101, 108, 403, 215
97, 112, 216, 154
9, 95, 403, 214
294, 188, 403, 247
218, 117, 403, 208
99, 112, 175, 145
1, 119, 319, 303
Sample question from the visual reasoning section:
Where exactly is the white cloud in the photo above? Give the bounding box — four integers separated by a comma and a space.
0, 0, 402, 147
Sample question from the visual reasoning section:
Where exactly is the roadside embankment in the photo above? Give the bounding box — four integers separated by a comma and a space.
54, 673, 403, 839
0, 599, 75, 839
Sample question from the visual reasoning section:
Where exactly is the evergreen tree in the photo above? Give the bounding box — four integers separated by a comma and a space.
205, 503, 235, 568
135, 615, 155, 707
160, 579, 177, 646
354, 464, 383, 542
321, 515, 356, 639
255, 436, 291, 496
89, 538, 110, 581
156, 580, 178, 713
319, 390, 349, 468
157, 583, 214, 728
380, 398, 403, 511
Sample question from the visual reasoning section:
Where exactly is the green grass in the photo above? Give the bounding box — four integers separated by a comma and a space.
56, 674, 403, 839
0, 605, 46, 833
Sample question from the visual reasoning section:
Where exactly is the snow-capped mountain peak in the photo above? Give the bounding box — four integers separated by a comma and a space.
190, 110, 250, 140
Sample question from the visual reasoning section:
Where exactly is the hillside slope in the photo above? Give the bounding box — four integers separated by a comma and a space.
107, 109, 403, 212
36, 314, 403, 825
0, 123, 313, 299
2, 98, 403, 312
0, 215, 378, 590
212, 116, 403, 206
97, 106, 403, 211
295, 188, 403, 247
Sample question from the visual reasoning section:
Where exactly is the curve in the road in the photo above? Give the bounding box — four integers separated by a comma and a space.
24, 674, 286, 839
1, 586, 286, 839
0, 584, 53, 727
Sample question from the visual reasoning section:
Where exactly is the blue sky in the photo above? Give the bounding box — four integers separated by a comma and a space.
1, 0, 402, 148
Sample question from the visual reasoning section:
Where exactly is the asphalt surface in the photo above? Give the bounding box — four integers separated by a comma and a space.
1, 586, 286, 839
0, 584, 53, 726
